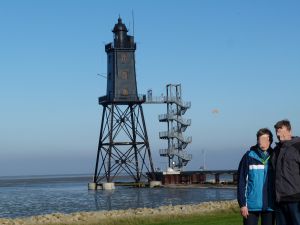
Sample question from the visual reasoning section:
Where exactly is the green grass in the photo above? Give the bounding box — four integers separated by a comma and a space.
44, 208, 243, 225
158, 212, 241, 225
109, 211, 241, 225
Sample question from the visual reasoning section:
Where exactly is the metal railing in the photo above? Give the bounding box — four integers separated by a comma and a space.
158, 114, 191, 126
145, 96, 191, 108
159, 148, 192, 161
159, 131, 192, 143
163, 96, 191, 109
98, 93, 146, 103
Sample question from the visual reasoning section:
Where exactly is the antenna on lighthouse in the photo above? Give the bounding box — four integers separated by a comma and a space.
132, 10, 135, 36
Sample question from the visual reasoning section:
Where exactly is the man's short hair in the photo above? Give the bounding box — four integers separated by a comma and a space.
274, 119, 292, 131
256, 128, 273, 144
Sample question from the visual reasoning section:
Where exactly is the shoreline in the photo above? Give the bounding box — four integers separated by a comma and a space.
0, 200, 239, 225
162, 183, 236, 189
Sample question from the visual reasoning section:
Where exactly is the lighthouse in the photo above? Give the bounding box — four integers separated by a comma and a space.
89, 18, 155, 190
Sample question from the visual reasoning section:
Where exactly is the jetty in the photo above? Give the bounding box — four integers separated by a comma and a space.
151, 170, 238, 185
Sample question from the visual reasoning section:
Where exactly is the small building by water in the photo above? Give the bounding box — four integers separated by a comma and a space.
150, 170, 238, 185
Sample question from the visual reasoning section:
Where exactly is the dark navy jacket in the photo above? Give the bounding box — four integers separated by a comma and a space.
271, 137, 300, 202
237, 146, 274, 211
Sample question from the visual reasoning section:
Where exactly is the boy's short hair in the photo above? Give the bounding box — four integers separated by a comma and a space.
274, 120, 291, 131
256, 128, 273, 144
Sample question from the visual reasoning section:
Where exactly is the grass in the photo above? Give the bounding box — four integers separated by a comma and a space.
43, 208, 242, 225
107, 211, 242, 225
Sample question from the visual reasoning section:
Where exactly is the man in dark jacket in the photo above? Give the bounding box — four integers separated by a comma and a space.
271, 120, 300, 225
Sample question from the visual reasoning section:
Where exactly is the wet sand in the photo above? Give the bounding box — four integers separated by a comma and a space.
0, 200, 238, 225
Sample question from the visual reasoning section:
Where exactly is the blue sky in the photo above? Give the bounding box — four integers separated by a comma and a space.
0, 0, 300, 176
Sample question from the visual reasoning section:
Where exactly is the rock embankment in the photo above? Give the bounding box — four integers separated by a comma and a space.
0, 200, 238, 225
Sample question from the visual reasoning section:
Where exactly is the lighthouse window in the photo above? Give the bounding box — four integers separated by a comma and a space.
121, 71, 128, 80
120, 53, 128, 63
121, 88, 129, 96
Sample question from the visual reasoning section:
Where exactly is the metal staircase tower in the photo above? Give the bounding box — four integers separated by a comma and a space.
158, 84, 192, 170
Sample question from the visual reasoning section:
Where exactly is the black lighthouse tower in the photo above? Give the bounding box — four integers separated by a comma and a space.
92, 18, 155, 188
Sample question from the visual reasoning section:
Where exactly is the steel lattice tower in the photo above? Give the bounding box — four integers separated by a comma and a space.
92, 18, 155, 185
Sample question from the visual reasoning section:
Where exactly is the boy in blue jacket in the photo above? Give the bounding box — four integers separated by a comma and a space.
237, 128, 275, 225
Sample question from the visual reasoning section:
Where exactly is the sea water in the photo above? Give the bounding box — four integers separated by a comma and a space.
0, 174, 237, 218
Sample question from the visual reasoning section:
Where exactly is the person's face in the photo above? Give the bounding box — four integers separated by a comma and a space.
258, 134, 271, 151
276, 126, 292, 142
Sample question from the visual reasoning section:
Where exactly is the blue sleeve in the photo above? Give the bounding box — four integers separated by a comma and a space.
237, 152, 249, 208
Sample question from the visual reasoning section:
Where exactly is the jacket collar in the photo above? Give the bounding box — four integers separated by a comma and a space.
249, 145, 272, 163
277, 136, 300, 147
